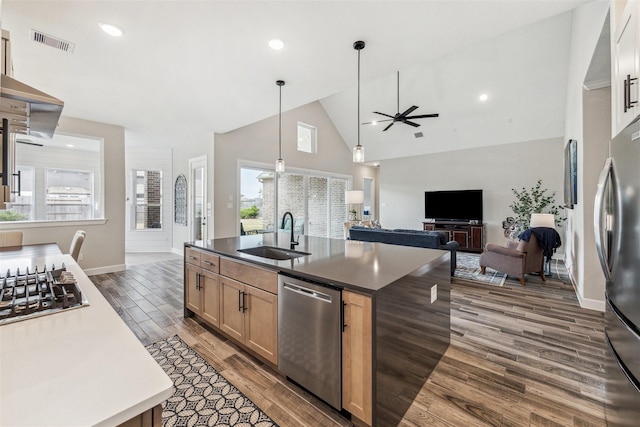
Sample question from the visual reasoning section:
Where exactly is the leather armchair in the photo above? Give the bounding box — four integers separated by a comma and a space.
479, 232, 545, 285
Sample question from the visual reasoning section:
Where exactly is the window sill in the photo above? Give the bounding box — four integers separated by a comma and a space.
0, 218, 108, 230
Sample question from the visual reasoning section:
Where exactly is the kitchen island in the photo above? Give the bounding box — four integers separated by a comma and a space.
185, 233, 451, 427
0, 244, 174, 427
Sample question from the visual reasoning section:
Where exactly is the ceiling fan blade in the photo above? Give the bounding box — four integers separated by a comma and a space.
405, 113, 439, 119
383, 122, 395, 131
404, 121, 421, 128
398, 105, 418, 118
373, 111, 395, 119
362, 119, 393, 125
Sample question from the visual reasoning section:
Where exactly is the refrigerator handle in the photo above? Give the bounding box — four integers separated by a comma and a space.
594, 157, 615, 281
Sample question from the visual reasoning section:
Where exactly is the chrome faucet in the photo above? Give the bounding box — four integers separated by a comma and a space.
281, 212, 299, 248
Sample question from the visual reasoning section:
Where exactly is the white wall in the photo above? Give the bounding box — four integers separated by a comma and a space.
563, 1, 610, 311
379, 137, 565, 250
125, 147, 173, 252
2, 116, 126, 273
214, 101, 376, 238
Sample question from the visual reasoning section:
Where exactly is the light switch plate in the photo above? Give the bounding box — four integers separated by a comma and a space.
431, 284, 437, 303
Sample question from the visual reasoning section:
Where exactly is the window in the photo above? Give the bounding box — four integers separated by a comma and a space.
240, 167, 274, 234
240, 165, 347, 239
297, 122, 317, 153
46, 168, 94, 221
133, 170, 162, 230
0, 134, 102, 223
8, 166, 34, 221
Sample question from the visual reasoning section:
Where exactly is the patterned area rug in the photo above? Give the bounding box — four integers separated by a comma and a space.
146, 335, 278, 427
454, 253, 506, 286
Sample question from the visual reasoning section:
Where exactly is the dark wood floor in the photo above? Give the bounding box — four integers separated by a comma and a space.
90, 258, 606, 427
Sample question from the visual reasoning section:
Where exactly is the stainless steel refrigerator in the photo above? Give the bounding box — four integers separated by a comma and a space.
595, 119, 640, 426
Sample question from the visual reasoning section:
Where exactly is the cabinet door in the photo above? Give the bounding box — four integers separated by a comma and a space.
342, 291, 373, 425
219, 277, 245, 342
452, 230, 469, 249
470, 225, 484, 250
613, 1, 639, 136
185, 264, 201, 315
200, 270, 220, 328
244, 285, 278, 365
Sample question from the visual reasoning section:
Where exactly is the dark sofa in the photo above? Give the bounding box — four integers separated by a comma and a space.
348, 226, 458, 275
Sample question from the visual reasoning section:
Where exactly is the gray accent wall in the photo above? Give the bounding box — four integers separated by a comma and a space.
378, 137, 565, 253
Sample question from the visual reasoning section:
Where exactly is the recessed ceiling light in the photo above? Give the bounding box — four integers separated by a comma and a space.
479, 93, 489, 102
269, 39, 284, 50
99, 23, 123, 37
371, 121, 377, 126
66, 144, 74, 148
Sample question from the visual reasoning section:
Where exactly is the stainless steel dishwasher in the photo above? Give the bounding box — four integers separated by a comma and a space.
278, 274, 342, 410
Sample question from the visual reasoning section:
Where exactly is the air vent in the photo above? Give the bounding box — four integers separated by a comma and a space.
414, 132, 424, 138
30, 29, 75, 53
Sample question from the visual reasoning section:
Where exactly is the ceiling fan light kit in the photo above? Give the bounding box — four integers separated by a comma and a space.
276, 80, 286, 173
353, 40, 365, 163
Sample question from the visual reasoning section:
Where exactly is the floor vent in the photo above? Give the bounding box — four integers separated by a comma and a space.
414, 132, 424, 138
30, 29, 75, 53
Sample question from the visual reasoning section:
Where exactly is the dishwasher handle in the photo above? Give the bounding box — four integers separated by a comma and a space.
283, 282, 332, 303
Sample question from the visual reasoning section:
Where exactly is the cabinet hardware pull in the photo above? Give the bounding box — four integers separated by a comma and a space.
188, 255, 197, 260
242, 292, 247, 313
203, 260, 213, 266
195, 273, 200, 290
342, 301, 347, 332
238, 290, 242, 312
625, 75, 638, 112
10, 170, 21, 196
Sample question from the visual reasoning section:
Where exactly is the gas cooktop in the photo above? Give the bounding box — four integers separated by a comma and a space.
0, 263, 89, 325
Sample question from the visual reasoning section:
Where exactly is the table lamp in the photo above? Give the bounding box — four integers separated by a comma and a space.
345, 190, 364, 221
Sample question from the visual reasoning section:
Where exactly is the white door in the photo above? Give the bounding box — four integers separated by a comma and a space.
125, 148, 172, 252
190, 156, 207, 241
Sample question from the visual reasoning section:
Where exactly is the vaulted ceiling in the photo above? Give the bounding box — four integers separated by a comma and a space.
2, 0, 591, 160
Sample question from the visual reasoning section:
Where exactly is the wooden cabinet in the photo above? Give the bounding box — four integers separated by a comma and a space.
185, 250, 278, 366
184, 248, 220, 327
342, 290, 373, 426
117, 404, 163, 427
219, 275, 278, 365
423, 222, 485, 253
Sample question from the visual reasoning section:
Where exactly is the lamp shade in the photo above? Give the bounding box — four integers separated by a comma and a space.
530, 213, 555, 228
345, 190, 364, 204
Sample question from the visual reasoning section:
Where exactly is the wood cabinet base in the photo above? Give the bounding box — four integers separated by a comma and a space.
117, 404, 163, 427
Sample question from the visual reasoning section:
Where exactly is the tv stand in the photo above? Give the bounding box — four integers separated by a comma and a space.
423, 221, 485, 253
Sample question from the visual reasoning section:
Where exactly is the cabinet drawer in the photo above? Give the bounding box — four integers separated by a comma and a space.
200, 252, 220, 273
185, 247, 201, 266
220, 257, 278, 294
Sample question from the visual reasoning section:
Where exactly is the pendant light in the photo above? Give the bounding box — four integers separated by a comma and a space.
353, 40, 365, 163
276, 80, 286, 173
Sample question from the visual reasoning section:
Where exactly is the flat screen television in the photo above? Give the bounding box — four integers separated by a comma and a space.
425, 189, 483, 223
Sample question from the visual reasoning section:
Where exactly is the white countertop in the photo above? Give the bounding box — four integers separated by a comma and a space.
0, 251, 174, 427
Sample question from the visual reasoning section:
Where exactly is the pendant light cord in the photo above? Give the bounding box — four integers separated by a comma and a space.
278, 83, 282, 159
357, 47, 361, 148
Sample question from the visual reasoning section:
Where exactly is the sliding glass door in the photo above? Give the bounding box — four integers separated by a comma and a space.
240, 166, 348, 239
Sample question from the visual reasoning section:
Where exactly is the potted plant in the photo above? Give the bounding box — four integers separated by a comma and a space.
509, 179, 565, 234
349, 208, 358, 221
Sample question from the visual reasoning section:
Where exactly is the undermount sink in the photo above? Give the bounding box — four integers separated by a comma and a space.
238, 246, 311, 260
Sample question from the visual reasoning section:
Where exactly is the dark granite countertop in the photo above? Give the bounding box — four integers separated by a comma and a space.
186, 233, 448, 294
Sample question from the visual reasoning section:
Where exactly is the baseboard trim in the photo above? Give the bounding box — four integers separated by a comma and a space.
84, 264, 126, 276
171, 247, 184, 256
566, 264, 605, 312
578, 296, 606, 312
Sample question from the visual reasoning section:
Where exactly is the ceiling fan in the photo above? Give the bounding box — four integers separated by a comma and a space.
363, 71, 439, 132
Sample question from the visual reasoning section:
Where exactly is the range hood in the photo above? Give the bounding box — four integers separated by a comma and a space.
0, 74, 64, 139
